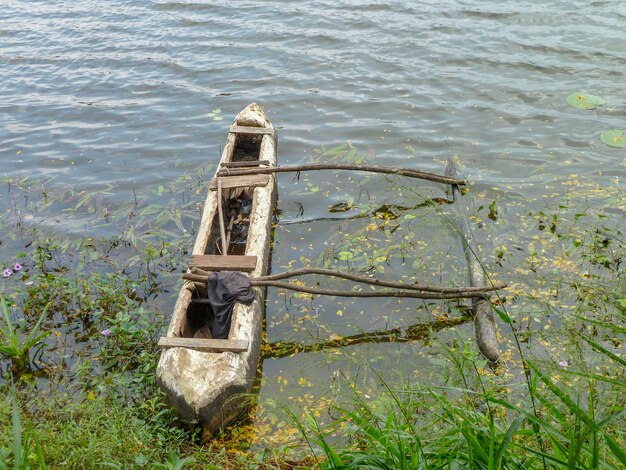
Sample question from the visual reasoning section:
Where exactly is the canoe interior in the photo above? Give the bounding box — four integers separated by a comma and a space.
156, 103, 276, 433
183, 131, 267, 340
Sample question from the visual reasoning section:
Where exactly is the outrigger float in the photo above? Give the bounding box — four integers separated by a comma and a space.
157, 103, 504, 436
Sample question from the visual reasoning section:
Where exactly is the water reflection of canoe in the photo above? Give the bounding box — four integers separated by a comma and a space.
156, 103, 277, 436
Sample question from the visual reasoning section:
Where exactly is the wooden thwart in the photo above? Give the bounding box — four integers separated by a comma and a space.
229, 125, 275, 136
158, 337, 249, 352
221, 160, 271, 168
189, 254, 257, 272
209, 174, 270, 190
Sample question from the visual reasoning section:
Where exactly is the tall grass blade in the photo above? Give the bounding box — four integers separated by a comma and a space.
0, 296, 50, 368
535, 392, 567, 426
310, 419, 344, 469
604, 434, 626, 467
23, 302, 51, 351
33, 431, 47, 470
488, 397, 582, 458
596, 407, 626, 430
1, 296, 17, 340
282, 407, 323, 468
561, 370, 626, 389
493, 306, 512, 324
494, 414, 524, 467
578, 334, 626, 368
527, 362, 595, 429
514, 443, 586, 469
572, 314, 626, 335
6, 385, 46, 469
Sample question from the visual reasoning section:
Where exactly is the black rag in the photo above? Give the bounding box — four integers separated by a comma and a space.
206, 271, 255, 339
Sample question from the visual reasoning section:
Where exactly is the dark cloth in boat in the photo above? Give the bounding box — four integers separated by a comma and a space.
206, 271, 254, 339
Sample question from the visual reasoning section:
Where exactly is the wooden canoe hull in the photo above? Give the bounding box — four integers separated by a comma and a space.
156, 103, 277, 434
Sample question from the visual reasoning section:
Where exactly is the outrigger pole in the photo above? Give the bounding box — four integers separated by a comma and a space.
217, 162, 465, 186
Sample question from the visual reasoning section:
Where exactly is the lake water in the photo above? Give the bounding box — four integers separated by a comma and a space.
1, 0, 625, 446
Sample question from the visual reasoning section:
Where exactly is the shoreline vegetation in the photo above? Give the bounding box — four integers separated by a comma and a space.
1, 153, 624, 468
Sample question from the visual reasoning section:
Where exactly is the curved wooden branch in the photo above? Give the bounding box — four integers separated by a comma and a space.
254, 267, 506, 294
183, 273, 490, 300
217, 163, 465, 186
250, 280, 489, 299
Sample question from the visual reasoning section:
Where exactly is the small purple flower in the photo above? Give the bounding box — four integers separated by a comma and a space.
13, 263, 22, 272
558, 360, 568, 368
2, 269, 11, 278
25, 281, 34, 286
101, 329, 112, 337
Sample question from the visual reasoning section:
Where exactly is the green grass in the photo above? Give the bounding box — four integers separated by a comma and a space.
0, 393, 187, 468
0, 385, 45, 470
291, 331, 625, 469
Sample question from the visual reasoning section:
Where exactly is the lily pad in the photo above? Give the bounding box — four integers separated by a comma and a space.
566, 93, 605, 110
601, 129, 626, 148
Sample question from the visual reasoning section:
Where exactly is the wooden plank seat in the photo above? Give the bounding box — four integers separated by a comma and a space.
229, 125, 275, 136
221, 160, 270, 168
189, 254, 257, 272
158, 337, 248, 352
209, 174, 270, 190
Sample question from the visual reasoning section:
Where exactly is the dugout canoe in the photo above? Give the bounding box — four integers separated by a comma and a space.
156, 103, 277, 435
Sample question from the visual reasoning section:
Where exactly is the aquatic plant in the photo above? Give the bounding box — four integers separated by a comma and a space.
0, 296, 50, 373
207, 108, 223, 121
565, 92, 626, 149
566, 93, 605, 110
601, 129, 626, 148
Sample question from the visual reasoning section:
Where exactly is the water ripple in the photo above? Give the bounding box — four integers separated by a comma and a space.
1, 0, 624, 193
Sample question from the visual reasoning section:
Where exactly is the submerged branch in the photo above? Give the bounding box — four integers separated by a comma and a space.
262, 314, 471, 359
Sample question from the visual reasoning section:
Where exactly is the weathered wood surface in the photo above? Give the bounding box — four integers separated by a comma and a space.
445, 159, 500, 362
209, 174, 270, 190
158, 337, 249, 352
189, 255, 258, 272
156, 103, 277, 437
216, 178, 228, 255
221, 160, 270, 168
229, 125, 275, 135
